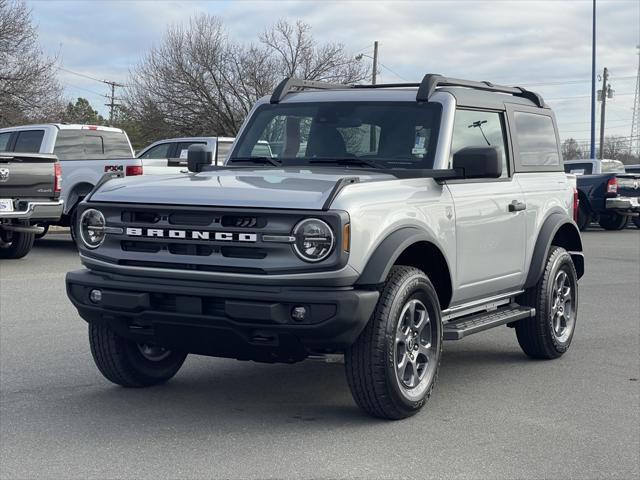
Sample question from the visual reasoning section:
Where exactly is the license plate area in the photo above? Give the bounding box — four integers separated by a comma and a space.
0, 199, 14, 212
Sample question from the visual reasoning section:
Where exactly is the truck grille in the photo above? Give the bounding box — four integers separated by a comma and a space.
83, 203, 347, 276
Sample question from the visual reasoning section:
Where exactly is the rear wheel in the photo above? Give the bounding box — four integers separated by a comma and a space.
598, 213, 628, 230
89, 322, 187, 387
515, 246, 578, 359
0, 229, 35, 259
345, 266, 443, 420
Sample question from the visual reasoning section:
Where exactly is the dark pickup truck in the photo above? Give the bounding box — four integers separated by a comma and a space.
564, 159, 640, 230
0, 153, 64, 258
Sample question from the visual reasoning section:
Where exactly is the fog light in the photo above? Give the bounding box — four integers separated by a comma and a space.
89, 289, 102, 303
291, 306, 307, 322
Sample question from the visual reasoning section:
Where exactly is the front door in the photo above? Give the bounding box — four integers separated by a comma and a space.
446, 109, 526, 303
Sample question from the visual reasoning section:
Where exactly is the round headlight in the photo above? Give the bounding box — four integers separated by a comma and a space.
293, 218, 335, 262
79, 209, 106, 249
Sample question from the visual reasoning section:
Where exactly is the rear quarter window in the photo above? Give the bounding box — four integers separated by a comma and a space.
0, 132, 11, 151
512, 111, 560, 169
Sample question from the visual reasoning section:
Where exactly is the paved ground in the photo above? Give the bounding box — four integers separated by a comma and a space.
1, 230, 638, 480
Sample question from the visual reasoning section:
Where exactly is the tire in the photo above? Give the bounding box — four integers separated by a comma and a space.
576, 203, 591, 231
598, 213, 628, 230
515, 246, 578, 359
632, 217, 640, 229
35, 224, 49, 240
0, 230, 35, 259
69, 207, 78, 243
89, 322, 187, 387
345, 266, 443, 420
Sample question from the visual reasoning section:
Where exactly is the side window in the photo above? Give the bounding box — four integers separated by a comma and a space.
0, 132, 12, 151
513, 112, 559, 167
175, 142, 205, 160
140, 143, 172, 159
13, 130, 44, 153
451, 110, 508, 178
215, 141, 233, 164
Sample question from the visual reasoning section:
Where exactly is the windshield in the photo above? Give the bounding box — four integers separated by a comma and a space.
229, 101, 442, 169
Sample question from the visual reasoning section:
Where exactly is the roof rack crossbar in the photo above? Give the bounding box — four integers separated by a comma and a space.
416, 74, 546, 107
270, 77, 352, 104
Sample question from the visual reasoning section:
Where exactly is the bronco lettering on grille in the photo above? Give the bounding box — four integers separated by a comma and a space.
125, 227, 257, 242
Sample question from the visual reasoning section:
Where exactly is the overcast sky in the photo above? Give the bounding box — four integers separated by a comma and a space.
28, 0, 639, 145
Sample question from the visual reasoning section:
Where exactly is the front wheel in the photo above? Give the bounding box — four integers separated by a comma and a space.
598, 213, 628, 230
89, 322, 187, 387
515, 246, 578, 359
345, 266, 443, 420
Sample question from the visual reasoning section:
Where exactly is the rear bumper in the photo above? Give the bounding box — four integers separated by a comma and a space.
66, 268, 379, 363
0, 199, 64, 221
606, 196, 640, 214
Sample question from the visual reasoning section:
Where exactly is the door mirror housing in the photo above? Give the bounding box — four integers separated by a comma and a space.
187, 144, 212, 173
452, 146, 502, 179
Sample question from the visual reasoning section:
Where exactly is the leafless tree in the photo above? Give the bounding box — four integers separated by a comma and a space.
125, 15, 369, 143
561, 138, 583, 160
0, 0, 63, 127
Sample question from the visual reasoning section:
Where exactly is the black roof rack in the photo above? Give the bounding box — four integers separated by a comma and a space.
270, 74, 546, 108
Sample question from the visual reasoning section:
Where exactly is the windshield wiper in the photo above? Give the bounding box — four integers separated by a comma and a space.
228, 157, 281, 167
306, 158, 384, 169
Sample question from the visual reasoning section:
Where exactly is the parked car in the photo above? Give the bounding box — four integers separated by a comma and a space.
0, 152, 63, 258
136, 136, 235, 175
66, 74, 583, 420
564, 159, 640, 230
0, 124, 143, 237
624, 164, 640, 174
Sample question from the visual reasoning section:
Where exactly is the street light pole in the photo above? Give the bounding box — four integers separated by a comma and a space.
372, 41, 378, 85
590, 0, 597, 159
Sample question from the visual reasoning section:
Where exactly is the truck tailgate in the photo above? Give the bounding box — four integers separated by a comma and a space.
0, 153, 58, 199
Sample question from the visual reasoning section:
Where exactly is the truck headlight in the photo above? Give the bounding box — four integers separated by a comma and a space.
79, 209, 106, 249
292, 218, 335, 262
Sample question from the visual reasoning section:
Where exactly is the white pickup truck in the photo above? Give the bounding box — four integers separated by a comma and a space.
0, 124, 143, 236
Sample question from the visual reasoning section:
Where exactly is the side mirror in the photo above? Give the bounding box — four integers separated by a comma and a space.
452, 146, 502, 179
187, 144, 212, 173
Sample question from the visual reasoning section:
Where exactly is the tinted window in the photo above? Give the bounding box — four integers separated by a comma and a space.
514, 112, 559, 167
139, 143, 172, 159
0, 132, 11, 151
54, 130, 133, 160
13, 130, 44, 153
231, 102, 442, 169
564, 163, 592, 175
175, 142, 206, 160
451, 110, 508, 178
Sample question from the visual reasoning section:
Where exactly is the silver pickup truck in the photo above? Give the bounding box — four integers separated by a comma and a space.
66, 75, 584, 419
0, 153, 63, 258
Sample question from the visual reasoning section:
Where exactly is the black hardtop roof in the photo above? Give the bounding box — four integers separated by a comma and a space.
270, 74, 547, 109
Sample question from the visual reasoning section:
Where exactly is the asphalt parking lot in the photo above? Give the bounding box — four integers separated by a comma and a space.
1, 229, 639, 480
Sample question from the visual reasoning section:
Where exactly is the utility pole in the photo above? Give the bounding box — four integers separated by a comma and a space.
590, 0, 596, 159
372, 41, 378, 85
599, 67, 612, 159
105, 80, 125, 125
631, 45, 640, 158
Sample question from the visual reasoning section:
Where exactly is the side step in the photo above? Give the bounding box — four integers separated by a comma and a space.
443, 305, 535, 340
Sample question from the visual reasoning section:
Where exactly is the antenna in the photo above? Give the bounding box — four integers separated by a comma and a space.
631, 45, 640, 157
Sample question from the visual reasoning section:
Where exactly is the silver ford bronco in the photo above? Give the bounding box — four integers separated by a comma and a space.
66, 75, 584, 419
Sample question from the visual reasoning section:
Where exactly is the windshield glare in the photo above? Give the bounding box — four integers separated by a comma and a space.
229, 101, 442, 169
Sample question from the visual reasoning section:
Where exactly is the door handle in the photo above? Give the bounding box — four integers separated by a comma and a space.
508, 200, 527, 212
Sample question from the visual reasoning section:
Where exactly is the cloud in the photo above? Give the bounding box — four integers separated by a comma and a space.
28, 0, 639, 141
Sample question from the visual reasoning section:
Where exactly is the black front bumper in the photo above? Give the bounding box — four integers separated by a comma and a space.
66, 269, 379, 363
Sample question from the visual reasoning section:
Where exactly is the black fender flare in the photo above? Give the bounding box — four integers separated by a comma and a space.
356, 227, 439, 286
65, 182, 95, 215
524, 213, 584, 289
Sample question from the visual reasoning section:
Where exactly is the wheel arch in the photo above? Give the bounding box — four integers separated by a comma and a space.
355, 228, 453, 309
64, 182, 95, 215
524, 213, 584, 289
